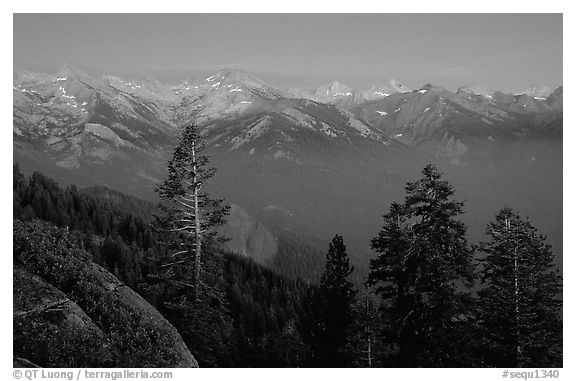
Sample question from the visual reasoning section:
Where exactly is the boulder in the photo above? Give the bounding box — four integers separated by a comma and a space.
13, 267, 112, 367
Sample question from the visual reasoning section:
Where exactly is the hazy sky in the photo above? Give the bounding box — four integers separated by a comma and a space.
13, 14, 562, 91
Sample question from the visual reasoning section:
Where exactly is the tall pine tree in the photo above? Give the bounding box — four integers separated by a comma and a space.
477, 207, 562, 367
368, 164, 476, 367
315, 234, 357, 366
156, 122, 230, 299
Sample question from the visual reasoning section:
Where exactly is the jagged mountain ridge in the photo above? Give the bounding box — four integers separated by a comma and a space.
13, 66, 562, 140
350, 82, 562, 164
354, 84, 562, 141
13, 66, 394, 189
286, 78, 412, 106
14, 67, 562, 150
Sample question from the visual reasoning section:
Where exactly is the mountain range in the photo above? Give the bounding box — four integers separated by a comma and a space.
13, 66, 563, 281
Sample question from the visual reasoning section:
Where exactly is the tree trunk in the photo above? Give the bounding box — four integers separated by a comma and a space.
513, 228, 522, 367
366, 297, 372, 368
192, 141, 202, 302
507, 217, 522, 367
367, 337, 372, 368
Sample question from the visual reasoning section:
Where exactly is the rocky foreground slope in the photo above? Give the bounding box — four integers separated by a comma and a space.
13, 220, 198, 368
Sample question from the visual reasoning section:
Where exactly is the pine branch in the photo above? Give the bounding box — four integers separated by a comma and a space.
170, 226, 195, 232
170, 250, 189, 257
176, 200, 195, 209
160, 259, 188, 268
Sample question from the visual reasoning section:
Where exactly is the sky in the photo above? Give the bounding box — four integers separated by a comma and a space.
13, 13, 563, 92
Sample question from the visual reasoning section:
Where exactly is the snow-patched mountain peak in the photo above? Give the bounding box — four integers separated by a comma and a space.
208, 69, 268, 88
174, 68, 282, 101
357, 79, 411, 102
103, 75, 179, 103
55, 64, 101, 85
315, 81, 354, 98
171, 69, 292, 124
418, 83, 449, 95
286, 78, 411, 105
457, 85, 495, 99
196, 68, 279, 97
13, 64, 99, 89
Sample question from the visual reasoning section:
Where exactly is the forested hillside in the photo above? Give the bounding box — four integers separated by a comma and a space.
13, 165, 325, 367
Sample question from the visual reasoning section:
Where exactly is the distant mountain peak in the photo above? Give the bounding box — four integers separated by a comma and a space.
205, 68, 269, 89
210, 68, 249, 81
55, 64, 99, 85
56, 62, 79, 77
316, 80, 353, 97
457, 85, 495, 98
418, 83, 446, 94
285, 77, 411, 104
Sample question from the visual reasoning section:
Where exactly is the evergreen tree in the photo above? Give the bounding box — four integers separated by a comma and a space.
477, 207, 562, 367
13, 163, 26, 218
368, 164, 476, 367
316, 234, 357, 366
156, 122, 230, 299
